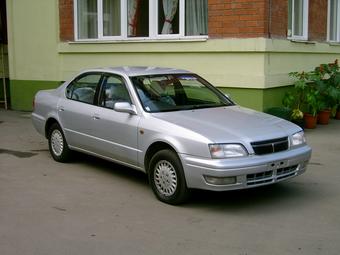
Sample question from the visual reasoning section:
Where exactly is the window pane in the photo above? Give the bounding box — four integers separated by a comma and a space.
158, 0, 179, 35
103, 0, 121, 36
288, 0, 293, 36
127, 0, 149, 37
68, 74, 101, 104
185, 0, 207, 36
293, 0, 304, 36
329, 0, 338, 41
100, 76, 131, 108
77, 0, 98, 39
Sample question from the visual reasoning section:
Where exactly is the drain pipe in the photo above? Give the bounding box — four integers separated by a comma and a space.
268, 0, 272, 38
1, 43, 7, 110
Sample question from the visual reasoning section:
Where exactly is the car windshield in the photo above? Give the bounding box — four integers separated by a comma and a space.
130, 74, 234, 113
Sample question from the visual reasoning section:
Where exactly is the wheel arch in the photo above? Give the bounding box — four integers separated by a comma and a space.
45, 118, 60, 138
144, 141, 178, 173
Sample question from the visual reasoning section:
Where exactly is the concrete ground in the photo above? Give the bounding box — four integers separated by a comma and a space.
0, 109, 339, 255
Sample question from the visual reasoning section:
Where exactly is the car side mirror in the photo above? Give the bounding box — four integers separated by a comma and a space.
114, 102, 137, 115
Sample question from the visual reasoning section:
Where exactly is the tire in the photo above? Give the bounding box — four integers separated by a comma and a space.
48, 123, 71, 162
148, 149, 190, 205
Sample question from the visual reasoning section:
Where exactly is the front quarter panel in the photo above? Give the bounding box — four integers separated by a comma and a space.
138, 115, 213, 169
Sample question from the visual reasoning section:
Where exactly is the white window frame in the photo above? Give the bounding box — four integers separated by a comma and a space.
288, 0, 309, 41
74, 0, 207, 42
327, 0, 340, 42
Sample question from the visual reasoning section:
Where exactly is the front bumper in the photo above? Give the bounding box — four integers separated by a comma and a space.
179, 145, 312, 191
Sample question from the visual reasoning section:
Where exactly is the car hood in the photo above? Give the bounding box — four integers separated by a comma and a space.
151, 106, 300, 144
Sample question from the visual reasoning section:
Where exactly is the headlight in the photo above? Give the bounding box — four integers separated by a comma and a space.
290, 131, 306, 148
209, 144, 248, 159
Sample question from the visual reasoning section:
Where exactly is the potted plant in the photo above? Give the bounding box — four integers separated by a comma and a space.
287, 70, 317, 128
282, 92, 304, 128
304, 88, 319, 129
286, 59, 340, 126
313, 61, 339, 124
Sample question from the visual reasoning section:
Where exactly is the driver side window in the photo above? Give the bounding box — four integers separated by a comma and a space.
99, 75, 131, 109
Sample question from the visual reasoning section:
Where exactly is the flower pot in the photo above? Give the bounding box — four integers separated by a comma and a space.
336, 111, 340, 120
318, 109, 331, 125
304, 113, 317, 129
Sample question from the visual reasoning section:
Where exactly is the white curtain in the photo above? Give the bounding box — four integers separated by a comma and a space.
128, 0, 140, 36
185, 0, 207, 36
103, 0, 120, 36
77, 0, 98, 39
161, 0, 179, 34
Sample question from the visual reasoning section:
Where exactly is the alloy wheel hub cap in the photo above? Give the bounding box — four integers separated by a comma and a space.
51, 130, 64, 156
154, 160, 177, 196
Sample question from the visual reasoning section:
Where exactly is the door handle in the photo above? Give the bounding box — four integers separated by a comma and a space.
58, 106, 65, 112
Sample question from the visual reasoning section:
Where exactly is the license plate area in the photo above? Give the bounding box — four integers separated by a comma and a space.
268, 160, 288, 171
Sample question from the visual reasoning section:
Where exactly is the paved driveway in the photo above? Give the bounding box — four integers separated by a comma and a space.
0, 109, 339, 255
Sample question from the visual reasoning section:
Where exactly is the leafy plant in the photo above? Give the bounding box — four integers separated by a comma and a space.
305, 89, 320, 116
286, 59, 340, 117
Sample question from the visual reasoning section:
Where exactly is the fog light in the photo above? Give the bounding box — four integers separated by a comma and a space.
204, 175, 236, 185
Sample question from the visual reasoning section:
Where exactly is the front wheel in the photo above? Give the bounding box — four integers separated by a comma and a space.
149, 149, 190, 205
48, 123, 71, 162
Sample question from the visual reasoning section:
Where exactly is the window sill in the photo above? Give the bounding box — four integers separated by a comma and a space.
69, 36, 209, 44
328, 42, 340, 46
288, 39, 316, 44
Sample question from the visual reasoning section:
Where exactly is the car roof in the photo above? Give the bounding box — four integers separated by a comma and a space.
82, 66, 192, 77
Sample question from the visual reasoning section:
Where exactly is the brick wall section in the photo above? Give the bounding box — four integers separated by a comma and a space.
269, 0, 328, 41
59, 0, 74, 41
208, 0, 269, 38
309, 0, 327, 41
58, 0, 328, 42
269, 0, 288, 39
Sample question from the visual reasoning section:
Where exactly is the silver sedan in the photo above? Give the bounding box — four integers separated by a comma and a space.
32, 67, 312, 204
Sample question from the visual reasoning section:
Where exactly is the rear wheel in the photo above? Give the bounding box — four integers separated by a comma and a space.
149, 149, 189, 205
48, 123, 71, 162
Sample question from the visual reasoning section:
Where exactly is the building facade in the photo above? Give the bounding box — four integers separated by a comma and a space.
5, 0, 340, 111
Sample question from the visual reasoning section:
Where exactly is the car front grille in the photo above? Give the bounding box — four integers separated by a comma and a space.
251, 137, 289, 155
247, 165, 298, 186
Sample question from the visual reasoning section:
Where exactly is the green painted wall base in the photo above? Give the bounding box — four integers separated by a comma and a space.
218, 86, 293, 111
9, 79, 293, 112
9, 80, 62, 111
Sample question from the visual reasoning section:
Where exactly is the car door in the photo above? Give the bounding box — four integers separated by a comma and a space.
88, 74, 140, 167
57, 72, 103, 152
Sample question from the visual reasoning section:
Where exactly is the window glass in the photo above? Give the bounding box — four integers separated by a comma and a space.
127, 0, 149, 37
66, 74, 101, 104
77, 0, 98, 39
293, 0, 304, 36
329, 0, 339, 41
131, 74, 232, 113
288, 0, 308, 39
103, 0, 121, 36
158, 0, 179, 35
100, 75, 131, 109
288, 1, 293, 37
185, 0, 208, 36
